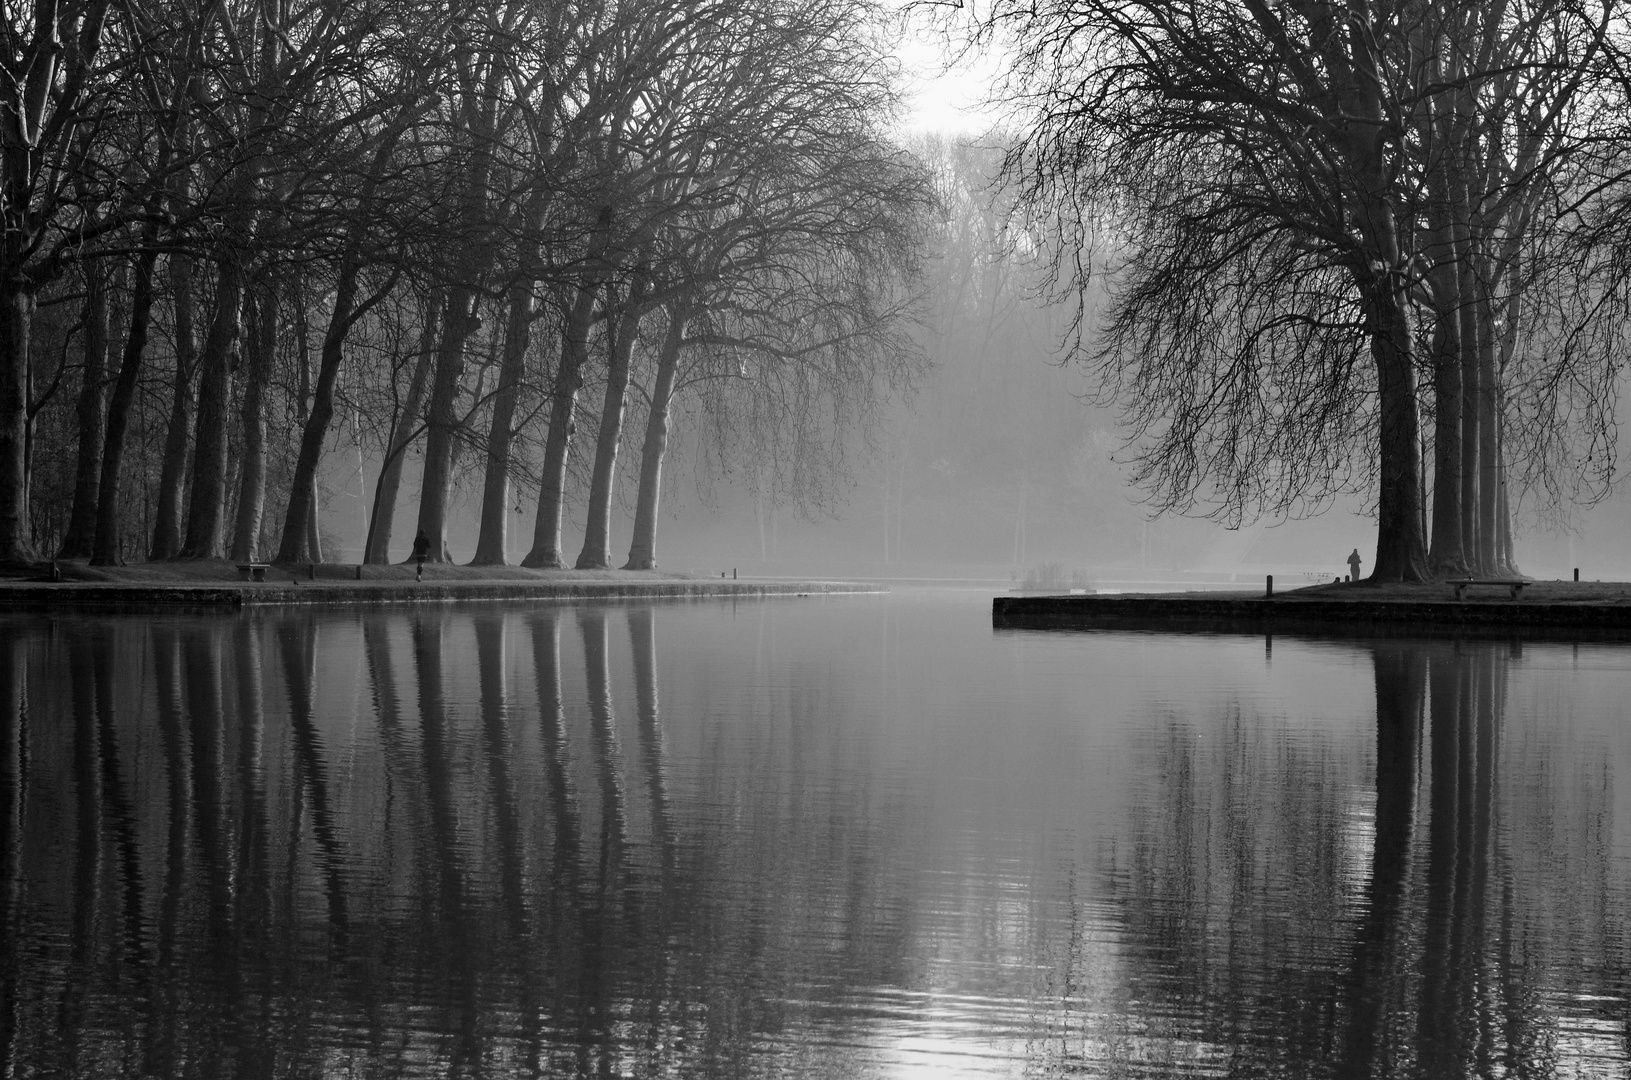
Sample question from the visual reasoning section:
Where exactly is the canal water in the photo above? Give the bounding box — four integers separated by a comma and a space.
3, 591, 1630, 1077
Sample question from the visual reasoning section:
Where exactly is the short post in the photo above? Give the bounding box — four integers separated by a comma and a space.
309, 563, 316, 581
733, 568, 737, 579
355, 565, 362, 581
1575, 567, 1580, 582
1265, 574, 1274, 598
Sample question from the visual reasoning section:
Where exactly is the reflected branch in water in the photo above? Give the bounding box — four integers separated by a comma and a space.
580, 607, 629, 875
91, 626, 149, 976
276, 619, 351, 952
183, 627, 235, 935
362, 615, 424, 858
1336, 642, 1425, 1076
408, 614, 481, 1074
628, 607, 675, 879
475, 613, 529, 940
529, 608, 584, 910
0, 624, 29, 1074
62, 632, 103, 1073
148, 625, 191, 1077
577, 606, 635, 1077
233, 621, 271, 935
474, 612, 545, 1072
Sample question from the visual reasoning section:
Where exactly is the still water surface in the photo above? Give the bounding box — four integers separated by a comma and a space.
4, 591, 1631, 1077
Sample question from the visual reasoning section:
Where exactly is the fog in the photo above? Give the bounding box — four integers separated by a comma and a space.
298, 130, 1631, 588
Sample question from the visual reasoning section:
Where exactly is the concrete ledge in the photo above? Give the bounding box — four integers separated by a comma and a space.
993, 592, 1631, 639
0, 579, 882, 612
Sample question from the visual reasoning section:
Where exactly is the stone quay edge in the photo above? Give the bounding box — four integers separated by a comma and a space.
993, 590, 1631, 640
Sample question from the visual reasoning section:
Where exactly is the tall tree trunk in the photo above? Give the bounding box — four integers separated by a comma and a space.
150, 252, 198, 559
1426, 255, 1465, 578
471, 280, 534, 565
576, 284, 645, 570
180, 263, 245, 559
59, 259, 110, 558
91, 245, 161, 565
232, 285, 274, 562
1366, 279, 1429, 582
413, 286, 480, 562
1475, 283, 1500, 574
522, 283, 598, 568
624, 306, 684, 570
364, 294, 440, 563
0, 276, 34, 564
1455, 197, 1482, 573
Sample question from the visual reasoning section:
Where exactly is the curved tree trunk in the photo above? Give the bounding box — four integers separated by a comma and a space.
179, 263, 245, 559
91, 245, 161, 566
59, 259, 109, 559
471, 280, 534, 565
624, 306, 684, 570
279, 265, 364, 564
364, 294, 440, 564
150, 253, 198, 560
522, 283, 599, 568
575, 285, 645, 569
232, 285, 274, 562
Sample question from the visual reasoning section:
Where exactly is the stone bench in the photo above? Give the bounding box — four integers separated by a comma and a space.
236, 563, 271, 582
1450, 578, 1527, 600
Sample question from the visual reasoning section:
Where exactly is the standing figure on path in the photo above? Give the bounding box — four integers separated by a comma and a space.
412, 529, 431, 582
1347, 548, 1363, 583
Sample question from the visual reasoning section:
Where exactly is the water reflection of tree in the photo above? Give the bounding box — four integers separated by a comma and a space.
1, 608, 926, 1078
1047, 638, 1619, 1078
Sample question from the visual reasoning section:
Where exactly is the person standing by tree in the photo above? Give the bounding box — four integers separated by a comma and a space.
412, 529, 431, 582
1348, 549, 1363, 584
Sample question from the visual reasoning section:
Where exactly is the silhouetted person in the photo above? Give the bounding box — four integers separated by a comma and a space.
412, 529, 431, 582
1348, 548, 1363, 583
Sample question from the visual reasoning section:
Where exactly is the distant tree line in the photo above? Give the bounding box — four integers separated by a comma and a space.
976, 0, 1631, 581
0, 0, 930, 568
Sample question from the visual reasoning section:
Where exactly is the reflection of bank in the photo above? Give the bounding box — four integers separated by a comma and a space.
1068, 636, 1610, 1076
1, 607, 922, 1078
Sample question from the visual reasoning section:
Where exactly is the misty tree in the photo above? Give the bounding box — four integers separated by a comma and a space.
972, 0, 1629, 581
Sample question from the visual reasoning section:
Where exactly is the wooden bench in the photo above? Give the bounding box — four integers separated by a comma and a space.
1450, 578, 1527, 600
236, 562, 270, 582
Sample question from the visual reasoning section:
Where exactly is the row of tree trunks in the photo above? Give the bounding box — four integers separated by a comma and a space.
471, 279, 536, 566
179, 262, 245, 559
576, 278, 649, 569
232, 286, 275, 563
523, 281, 601, 568
90, 238, 164, 566
414, 286, 482, 562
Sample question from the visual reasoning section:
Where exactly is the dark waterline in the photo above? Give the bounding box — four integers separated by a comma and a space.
3, 592, 1630, 1077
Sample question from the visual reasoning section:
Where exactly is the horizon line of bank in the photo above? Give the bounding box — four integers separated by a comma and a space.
0, 579, 884, 612
993, 592, 1631, 638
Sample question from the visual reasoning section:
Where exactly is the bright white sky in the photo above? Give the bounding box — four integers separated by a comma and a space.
891, 24, 1007, 135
